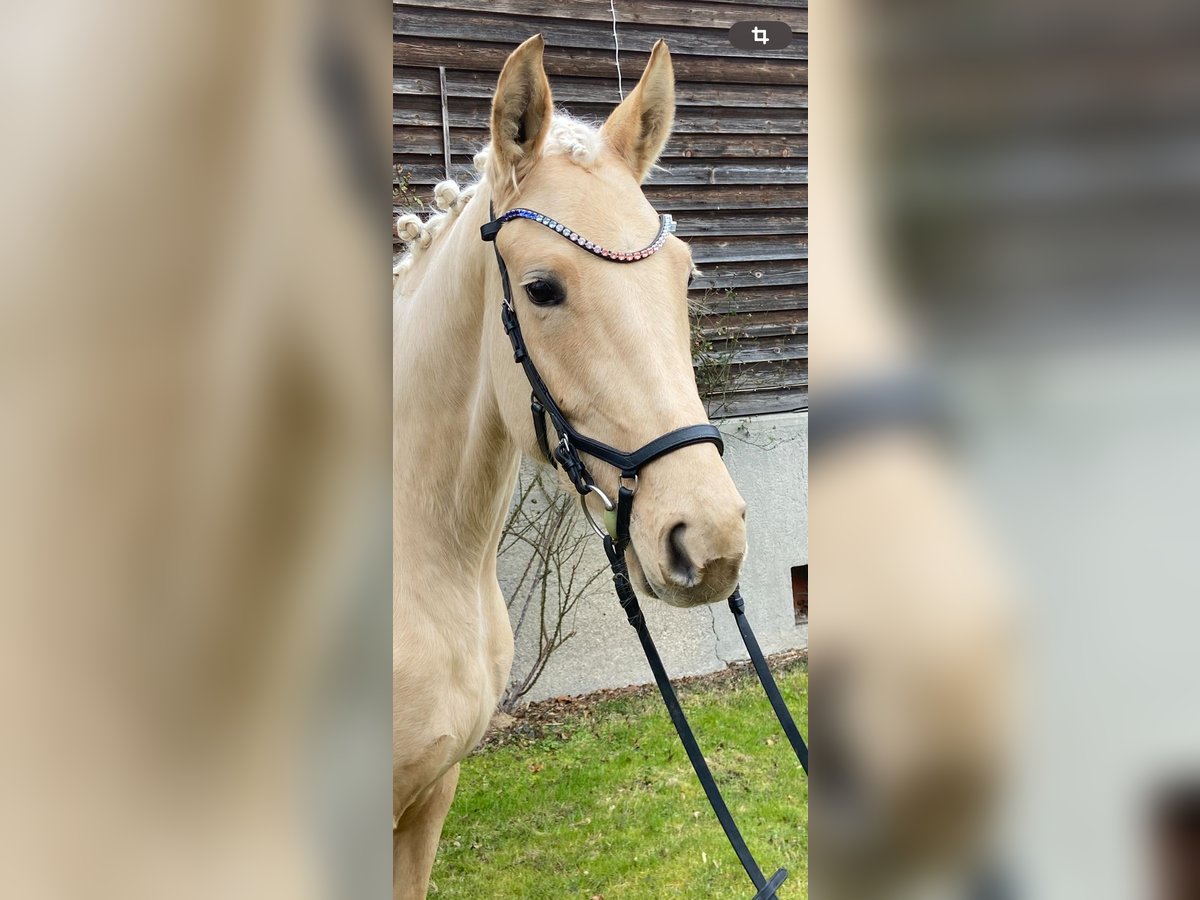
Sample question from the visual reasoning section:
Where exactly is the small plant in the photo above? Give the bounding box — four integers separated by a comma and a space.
691, 287, 744, 415
393, 163, 423, 212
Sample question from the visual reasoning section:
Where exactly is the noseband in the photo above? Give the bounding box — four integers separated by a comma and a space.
482, 202, 807, 900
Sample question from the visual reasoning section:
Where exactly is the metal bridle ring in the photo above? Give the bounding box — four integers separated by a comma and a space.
620, 473, 639, 494
579, 483, 615, 540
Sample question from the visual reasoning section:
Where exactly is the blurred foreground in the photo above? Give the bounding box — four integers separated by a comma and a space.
0, 1, 390, 897
811, 0, 1200, 898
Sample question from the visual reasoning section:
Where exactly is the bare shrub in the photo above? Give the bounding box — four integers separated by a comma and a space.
497, 468, 607, 712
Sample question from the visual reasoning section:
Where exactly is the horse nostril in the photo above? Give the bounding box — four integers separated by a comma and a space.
666, 523, 698, 587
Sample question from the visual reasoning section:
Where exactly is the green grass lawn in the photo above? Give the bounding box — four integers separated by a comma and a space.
430, 656, 807, 899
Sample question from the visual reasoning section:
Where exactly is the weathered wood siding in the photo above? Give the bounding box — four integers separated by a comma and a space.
394, 1, 808, 416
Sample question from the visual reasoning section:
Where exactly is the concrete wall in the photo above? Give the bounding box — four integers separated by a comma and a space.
503, 411, 807, 703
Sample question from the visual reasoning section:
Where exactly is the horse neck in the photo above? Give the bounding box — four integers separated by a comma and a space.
394, 187, 519, 585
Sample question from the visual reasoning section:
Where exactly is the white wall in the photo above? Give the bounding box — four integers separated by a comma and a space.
504, 411, 807, 703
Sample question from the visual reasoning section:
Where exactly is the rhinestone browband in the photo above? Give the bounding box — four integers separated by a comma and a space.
489, 208, 676, 262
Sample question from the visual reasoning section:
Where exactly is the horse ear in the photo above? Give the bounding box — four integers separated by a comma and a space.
490, 35, 554, 195
602, 40, 675, 182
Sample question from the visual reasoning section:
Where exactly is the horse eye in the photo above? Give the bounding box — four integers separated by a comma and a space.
524, 279, 564, 307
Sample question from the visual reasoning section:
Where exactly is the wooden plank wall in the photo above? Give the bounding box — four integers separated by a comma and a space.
394, 0, 808, 417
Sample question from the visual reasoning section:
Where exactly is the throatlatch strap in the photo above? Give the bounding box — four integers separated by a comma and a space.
604, 538, 788, 900
729, 590, 809, 774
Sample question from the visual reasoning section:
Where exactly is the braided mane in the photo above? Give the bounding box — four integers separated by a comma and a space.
394, 112, 603, 276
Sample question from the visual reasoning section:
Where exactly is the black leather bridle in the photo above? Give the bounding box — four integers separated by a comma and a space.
482, 202, 808, 900
481, 204, 723, 535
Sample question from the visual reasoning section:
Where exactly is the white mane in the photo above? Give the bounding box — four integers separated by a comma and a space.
393, 112, 603, 276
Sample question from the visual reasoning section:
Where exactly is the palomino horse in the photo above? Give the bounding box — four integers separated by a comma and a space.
393, 37, 748, 899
